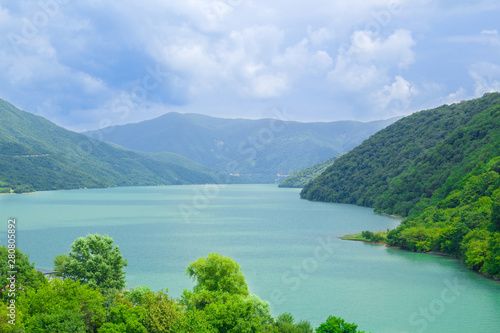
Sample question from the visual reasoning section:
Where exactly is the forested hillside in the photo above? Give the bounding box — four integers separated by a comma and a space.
0, 99, 218, 193
301, 93, 500, 279
84, 112, 398, 182
279, 156, 338, 188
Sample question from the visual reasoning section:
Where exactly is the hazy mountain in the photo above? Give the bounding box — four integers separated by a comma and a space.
84, 113, 399, 182
0, 99, 219, 193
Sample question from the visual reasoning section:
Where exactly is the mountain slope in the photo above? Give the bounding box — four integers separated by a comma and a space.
0, 99, 218, 193
301, 93, 500, 216
278, 156, 338, 188
301, 92, 500, 279
84, 113, 399, 182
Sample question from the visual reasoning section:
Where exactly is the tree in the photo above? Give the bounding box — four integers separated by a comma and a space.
173, 309, 216, 333
186, 252, 249, 296
492, 191, 500, 232
0, 246, 47, 302
182, 253, 261, 332
249, 294, 273, 326
53, 234, 128, 292
141, 290, 181, 333
18, 279, 106, 333
316, 316, 365, 333
123, 285, 152, 306
98, 297, 147, 333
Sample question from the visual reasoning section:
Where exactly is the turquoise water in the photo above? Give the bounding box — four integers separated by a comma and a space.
1, 184, 499, 332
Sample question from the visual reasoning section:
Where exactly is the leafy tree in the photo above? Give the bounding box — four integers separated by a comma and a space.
492, 191, 500, 232
182, 253, 262, 332
316, 316, 366, 333
123, 285, 152, 306
18, 279, 105, 333
0, 246, 47, 302
201, 293, 262, 332
53, 234, 128, 293
141, 290, 181, 333
186, 252, 249, 297
482, 232, 500, 279
295, 320, 314, 333
98, 297, 147, 333
250, 294, 273, 325
173, 309, 216, 333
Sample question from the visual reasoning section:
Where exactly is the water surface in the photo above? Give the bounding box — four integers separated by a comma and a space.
1, 184, 499, 332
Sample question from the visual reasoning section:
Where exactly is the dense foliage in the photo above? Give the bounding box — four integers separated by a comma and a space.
84, 112, 398, 183
279, 157, 338, 188
0, 99, 219, 193
386, 157, 500, 279
1, 245, 368, 332
53, 234, 128, 292
301, 93, 500, 279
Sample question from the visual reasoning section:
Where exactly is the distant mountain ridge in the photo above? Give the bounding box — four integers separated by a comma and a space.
84, 112, 399, 182
0, 99, 219, 193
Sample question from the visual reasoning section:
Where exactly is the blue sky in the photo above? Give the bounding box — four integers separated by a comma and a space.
0, 0, 499, 131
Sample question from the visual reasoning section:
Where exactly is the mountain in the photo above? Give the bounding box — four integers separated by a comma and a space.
0, 99, 219, 193
84, 113, 399, 182
278, 156, 338, 188
301, 92, 500, 279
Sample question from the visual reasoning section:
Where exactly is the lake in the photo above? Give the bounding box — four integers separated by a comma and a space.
1, 184, 499, 332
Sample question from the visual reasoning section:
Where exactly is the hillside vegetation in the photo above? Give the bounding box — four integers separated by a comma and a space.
85, 112, 398, 183
301, 93, 500, 279
279, 156, 338, 188
0, 99, 218, 193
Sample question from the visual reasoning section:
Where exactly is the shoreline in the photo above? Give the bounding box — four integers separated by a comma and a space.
340, 234, 500, 284
374, 211, 405, 219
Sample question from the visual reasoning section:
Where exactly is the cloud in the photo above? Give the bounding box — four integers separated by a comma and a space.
0, 1, 499, 129
372, 75, 418, 111
327, 29, 415, 92
469, 62, 500, 96
447, 30, 500, 46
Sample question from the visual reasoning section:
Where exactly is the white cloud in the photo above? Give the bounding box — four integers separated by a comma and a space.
447, 30, 500, 46
307, 26, 334, 47
348, 29, 415, 69
272, 39, 333, 75
371, 75, 418, 111
443, 88, 468, 105
0, 0, 499, 128
327, 29, 415, 92
469, 62, 500, 96
246, 72, 290, 98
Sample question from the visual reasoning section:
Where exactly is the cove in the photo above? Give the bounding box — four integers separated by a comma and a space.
1, 184, 499, 332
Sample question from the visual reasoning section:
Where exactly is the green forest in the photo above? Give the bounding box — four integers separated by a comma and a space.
84, 112, 398, 184
279, 157, 338, 188
0, 99, 220, 193
0, 235, 367, 333
301, 93, 500, 279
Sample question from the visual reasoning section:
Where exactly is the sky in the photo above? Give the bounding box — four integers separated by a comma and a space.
0, 0, 500, 131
